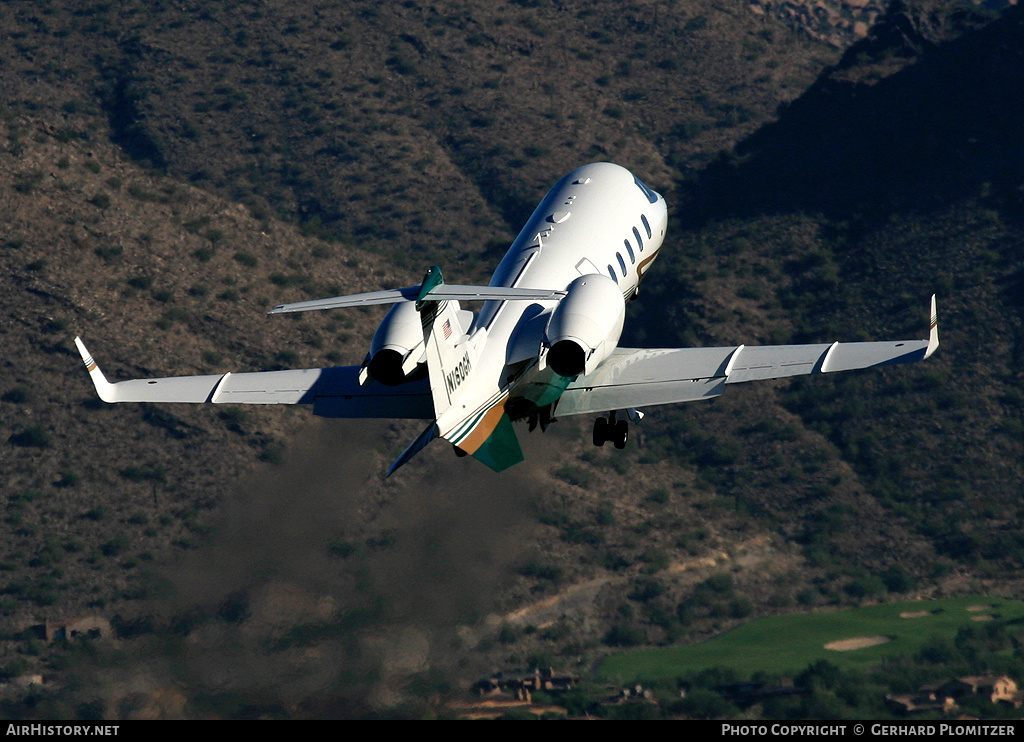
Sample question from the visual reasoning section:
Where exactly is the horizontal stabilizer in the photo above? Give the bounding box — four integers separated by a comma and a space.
387, 421, 438, 477
269, 285, 567, 314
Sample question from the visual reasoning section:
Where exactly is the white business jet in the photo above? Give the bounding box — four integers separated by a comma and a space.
76, 163, 938, 475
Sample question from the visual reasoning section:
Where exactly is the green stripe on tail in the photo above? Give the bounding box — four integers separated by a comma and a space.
470, 413, 524, 472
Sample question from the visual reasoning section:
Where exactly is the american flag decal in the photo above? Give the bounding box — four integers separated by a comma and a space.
442, 319, 452, 340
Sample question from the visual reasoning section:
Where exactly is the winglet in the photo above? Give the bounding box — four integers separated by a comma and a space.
924, 294, 939, 359
74, 336, 118, 403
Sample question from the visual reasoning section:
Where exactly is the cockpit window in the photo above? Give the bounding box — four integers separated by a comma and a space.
634, 176, 659, 204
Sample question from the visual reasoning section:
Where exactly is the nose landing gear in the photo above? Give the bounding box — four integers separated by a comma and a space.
593, 411, 628, 449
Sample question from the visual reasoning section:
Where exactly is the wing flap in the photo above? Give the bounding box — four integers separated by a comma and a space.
555, 347, 731, 416
557, 376, 725, 417
311, 369, 433, 419
213, 368, 333, 404
565, 347, 733, 386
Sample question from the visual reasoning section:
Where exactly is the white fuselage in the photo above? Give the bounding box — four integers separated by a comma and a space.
435, 163, 667, 440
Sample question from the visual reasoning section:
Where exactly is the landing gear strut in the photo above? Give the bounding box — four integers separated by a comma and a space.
593, 411, 628, 449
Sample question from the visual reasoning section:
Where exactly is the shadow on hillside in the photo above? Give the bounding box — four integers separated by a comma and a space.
688, 4, 1024, 226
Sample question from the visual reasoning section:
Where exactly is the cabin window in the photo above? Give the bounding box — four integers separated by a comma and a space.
641, 214, 652, 239
623, 239, 635, 263
608, 265, 618, 283
617, 252, 627, 275
633, 227, 644, 251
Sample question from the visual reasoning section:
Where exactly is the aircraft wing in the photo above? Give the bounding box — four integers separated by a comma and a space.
74, 337, 433, 418
554, 297, 938, 417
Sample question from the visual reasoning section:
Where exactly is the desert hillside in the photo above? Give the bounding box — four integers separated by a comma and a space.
1, 0, 1022, 719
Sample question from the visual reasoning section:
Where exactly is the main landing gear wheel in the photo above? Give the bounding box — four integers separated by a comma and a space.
613, 419, 628, 449
593, 414, 629, 448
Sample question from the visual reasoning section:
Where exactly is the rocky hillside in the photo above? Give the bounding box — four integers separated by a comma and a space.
1, 0, 1022, 719
746, 0, 1016, 48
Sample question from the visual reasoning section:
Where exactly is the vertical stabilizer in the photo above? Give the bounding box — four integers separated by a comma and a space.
417, 267, 523, 472
418, 267, 479, 419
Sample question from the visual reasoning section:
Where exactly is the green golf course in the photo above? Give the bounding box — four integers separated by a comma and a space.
600, 596, 1024, 681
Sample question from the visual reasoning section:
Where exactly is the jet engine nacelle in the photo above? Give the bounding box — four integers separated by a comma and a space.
545, 273, 625, 377
368, 300, 425, 385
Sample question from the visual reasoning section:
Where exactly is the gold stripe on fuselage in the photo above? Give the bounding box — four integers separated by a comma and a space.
636, 246, 661, 279
456, 399, 509, 454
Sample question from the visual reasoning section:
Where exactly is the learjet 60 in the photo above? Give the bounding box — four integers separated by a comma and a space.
76, 163, 938, 475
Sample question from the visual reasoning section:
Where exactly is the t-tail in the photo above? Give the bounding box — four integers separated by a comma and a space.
267, 264, 565, 476
415, 267, 525, 475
